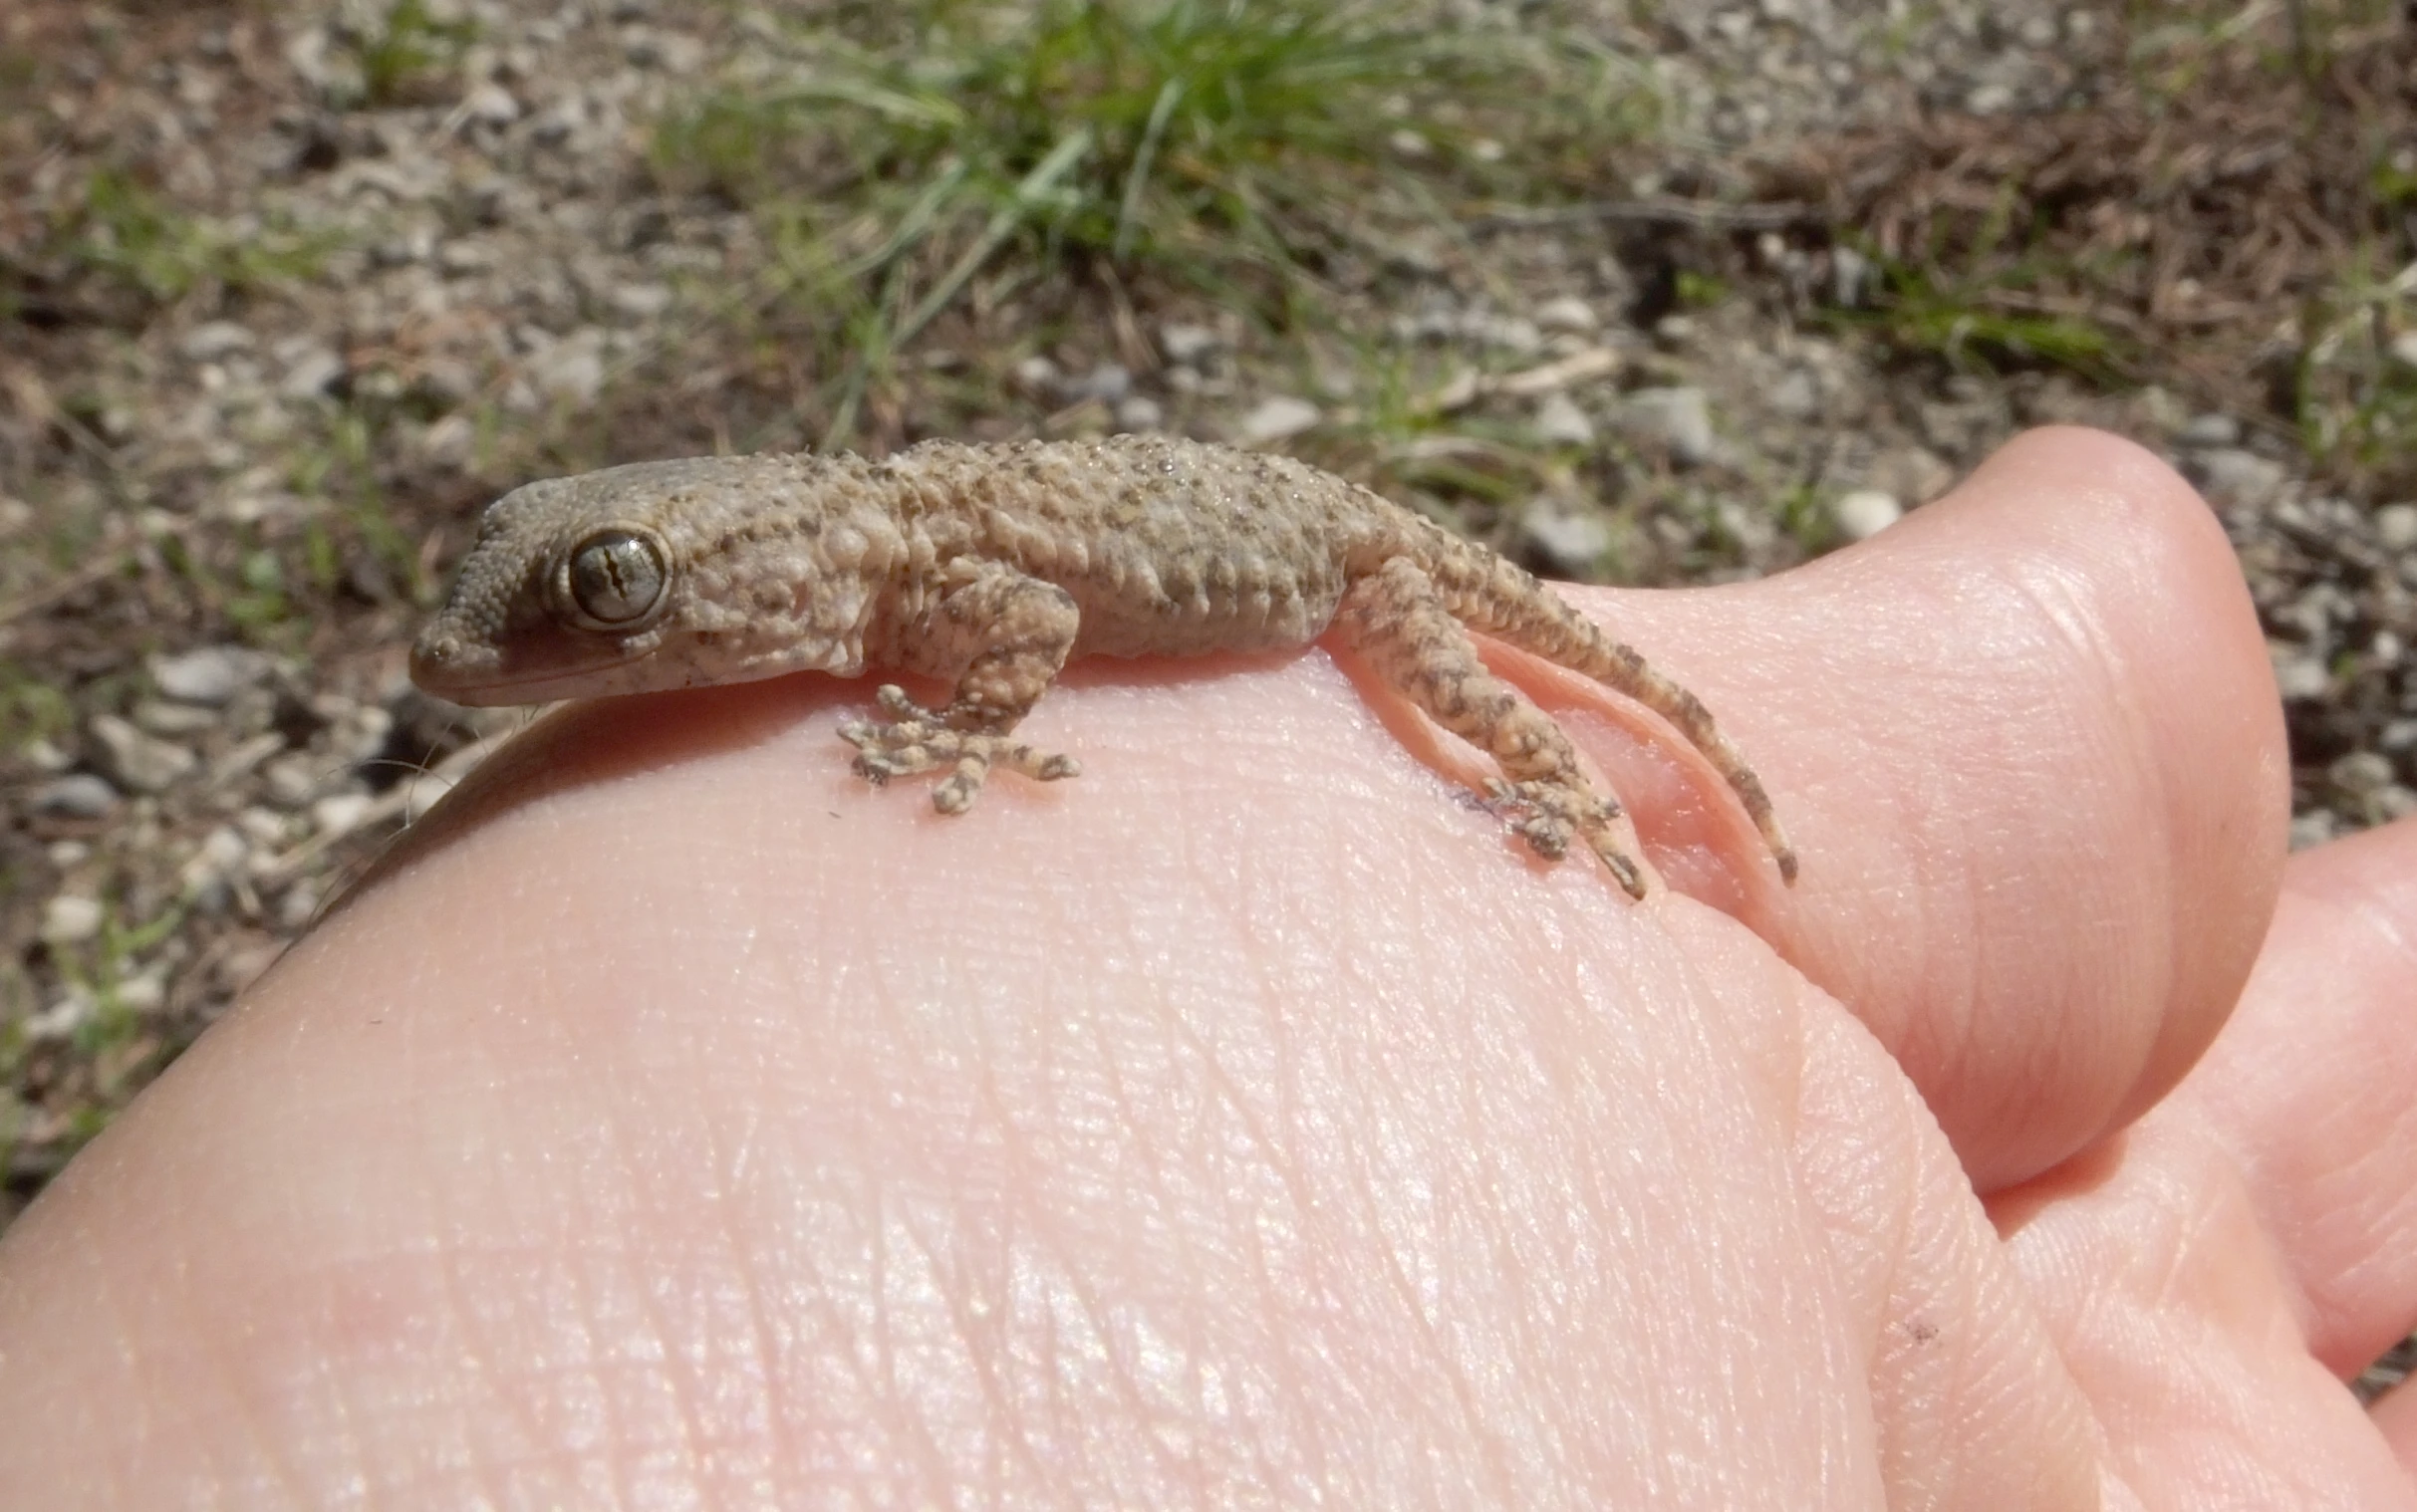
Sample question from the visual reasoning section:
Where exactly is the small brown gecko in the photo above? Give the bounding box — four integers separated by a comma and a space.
410, 434, 1794, 897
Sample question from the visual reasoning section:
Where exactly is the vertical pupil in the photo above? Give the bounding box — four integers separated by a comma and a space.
572, 531, 661, 624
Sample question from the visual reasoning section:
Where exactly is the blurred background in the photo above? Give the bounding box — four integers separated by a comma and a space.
0, 0, 2410, 1279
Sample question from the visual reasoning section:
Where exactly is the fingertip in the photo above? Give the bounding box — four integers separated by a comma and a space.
1672, 426, 2287, 1185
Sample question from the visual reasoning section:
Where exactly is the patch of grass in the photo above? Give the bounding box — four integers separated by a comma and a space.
348, 0, 479, 108
648, 0, 1630, 443
1866, 260, 2129, 377
2294, 247, 2417, 491
1674, 269, 1730, 310
288, 406, 425, 602
1834, 199, 2135, 382
55, 167, 337, 311
1774, 482, 1839, 557
0, 663, 75, 752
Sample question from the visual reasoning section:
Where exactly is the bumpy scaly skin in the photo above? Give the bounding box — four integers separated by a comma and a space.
411, 434, 1796, 897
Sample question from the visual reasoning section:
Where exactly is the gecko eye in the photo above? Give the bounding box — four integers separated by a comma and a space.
560, 528, 669, 630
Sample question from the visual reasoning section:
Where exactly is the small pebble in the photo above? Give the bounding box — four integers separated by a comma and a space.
2329, 751, 2396, 796
1831, 489, 1905, 541
26, 993, 93, 1043
1767, 370, 1818, 421
2195, 448, 2288, 509
1235, 395, 1321, 446
1621, 386, 1715, 466
1533, 392, 1596, 447
42, 893, 105, 945
460, 81, 521, 126
311, 791, 376, 840
134, 698, 221, 738
20, 736, 71, 773
611, 282, 673, 318
2391, 330, 2417, 370
280, 346, 347, 400
1519, 502, 1612, 578
1532, 296, 1598, 335
178, 321, 255, 362
1158, 324, 1219, 366
1012, 355, 1061, 394
2375, 504, 2417, 554
30, 773, 121, 820
2272, 655, 2331, 701
115, 969, 167, 1014
2176, 412, 2241, 448
1114, 395, 1165, 432
1062, 363, 1130, 404
150, 644, 268, 705
90, 714, 198, 794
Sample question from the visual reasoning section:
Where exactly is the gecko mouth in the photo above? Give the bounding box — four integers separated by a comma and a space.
408, 624, 651, 706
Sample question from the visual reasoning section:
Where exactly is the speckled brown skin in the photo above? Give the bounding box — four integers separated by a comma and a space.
411, 433, 1794, 896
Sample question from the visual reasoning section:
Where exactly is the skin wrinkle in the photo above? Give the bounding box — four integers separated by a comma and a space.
960, 1048, 1090, 1498
584, 1062, 716, 1507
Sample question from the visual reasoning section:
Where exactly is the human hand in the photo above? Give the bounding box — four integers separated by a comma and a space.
4, 427, 2411, 1507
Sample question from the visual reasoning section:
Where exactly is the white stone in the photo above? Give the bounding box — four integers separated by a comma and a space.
2289, 811, 2338, 851
2330, 751, 2396, 795
42, 893, 104, 944
529, 331, 607, 405
280, 347, 347, 400
150, 643, 267, 705
20, 737, 71, 772
1519, 503, 1611, 578
2390, 330, 2417, 370
2272, 653, 2330, 701
611, 282, 673, 318
30, 774, 119, 820
1236, 395, 1321, 446
1532, 296, 1598, 335
1622, 386, 1715, 466
2196, 448, 2288, 508
1831, 489, 1905, 541
311, 791, 376, 840
115, 969, 167, 1014
133, 698, 220, 737
1532, 392, 1596, 447
2376, 503, 2417, 553
27, 991, 95, 1042
178, 321, 255, 362
90, 714, 197, 793
1012, 355, 1061, 394
1767, 370, 1818, 420
460, 82, 521, 126
1158, 324, 1219, 366
1062, 363, 1130, 403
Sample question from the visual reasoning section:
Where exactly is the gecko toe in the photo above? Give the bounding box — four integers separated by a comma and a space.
840, 711, 1078, 813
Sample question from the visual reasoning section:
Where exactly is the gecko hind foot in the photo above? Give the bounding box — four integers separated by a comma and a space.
838, 686, 1079, 815
1483, 779, 1652, 899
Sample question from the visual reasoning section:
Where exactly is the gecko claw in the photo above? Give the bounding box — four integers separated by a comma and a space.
838, 702, 1080, 815
1483, 778, 1652, 898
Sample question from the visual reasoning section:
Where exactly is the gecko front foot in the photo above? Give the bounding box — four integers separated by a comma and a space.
838, 684, 1080, 815
1483, 779, 1652, 899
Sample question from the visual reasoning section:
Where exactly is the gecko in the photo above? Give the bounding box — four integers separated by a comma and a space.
409, 433, 1795, 897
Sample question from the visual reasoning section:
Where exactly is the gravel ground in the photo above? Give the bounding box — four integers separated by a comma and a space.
3, 0, 2413, 1275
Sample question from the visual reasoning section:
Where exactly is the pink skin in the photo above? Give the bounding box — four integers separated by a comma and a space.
2, 427, 2413, 1506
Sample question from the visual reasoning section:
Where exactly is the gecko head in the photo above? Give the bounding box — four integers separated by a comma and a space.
411, 455, 861, 705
